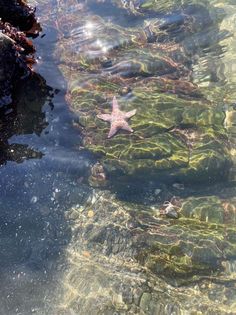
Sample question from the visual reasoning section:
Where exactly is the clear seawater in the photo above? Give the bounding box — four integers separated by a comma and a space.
1, 0, 236, 314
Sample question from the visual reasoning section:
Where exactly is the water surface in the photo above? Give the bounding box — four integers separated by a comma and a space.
1, 0, 236, 314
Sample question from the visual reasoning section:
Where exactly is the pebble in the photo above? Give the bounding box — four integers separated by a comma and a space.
140, 292, 152, 311
87, 210, 95, 218
82, 251, 91, 258
165, 208, 179, 219
30, 196, 38, 204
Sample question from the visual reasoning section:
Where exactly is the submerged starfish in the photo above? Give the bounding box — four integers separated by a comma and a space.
97, 96, 136, 138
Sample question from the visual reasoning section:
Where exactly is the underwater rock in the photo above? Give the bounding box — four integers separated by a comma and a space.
32, 1, 236, 313
55, 189, 236, 314
180, 195, 236, 225
47, 0, 231, 189
70, 76, 231, 188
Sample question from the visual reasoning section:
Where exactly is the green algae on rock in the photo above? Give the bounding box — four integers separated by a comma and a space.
135, 194, 236, 285
48, 0, 232, 188
180, 196, 225, 224
32, 1, 236, 313
56, 189, 236, 313
69, 77, 231, 187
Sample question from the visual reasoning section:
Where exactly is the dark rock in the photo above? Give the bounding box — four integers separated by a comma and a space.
0, 32, 28, 107
0, 0, 38, 32
0, 0, 40, 107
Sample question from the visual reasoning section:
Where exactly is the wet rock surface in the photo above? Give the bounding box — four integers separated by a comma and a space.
0, 32, 19, 106
0, 0, 39, 107
0, 0, 37, 31
0, 0, 50, 165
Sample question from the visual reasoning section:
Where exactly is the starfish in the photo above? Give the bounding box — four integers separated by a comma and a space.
97, 96, 136, 138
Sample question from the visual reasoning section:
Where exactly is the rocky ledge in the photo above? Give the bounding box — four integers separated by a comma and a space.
0, 0, 39, 107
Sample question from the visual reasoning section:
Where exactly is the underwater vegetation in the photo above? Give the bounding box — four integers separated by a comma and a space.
1, 0, 236, 314
30, 0, 236, 313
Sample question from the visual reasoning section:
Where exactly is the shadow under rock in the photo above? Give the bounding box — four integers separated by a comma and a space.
0, 72, 52, 164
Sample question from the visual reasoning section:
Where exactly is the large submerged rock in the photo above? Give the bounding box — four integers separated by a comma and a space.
49, 0, 232, 189
71, 77, 230, 188
54, 188, 236, 314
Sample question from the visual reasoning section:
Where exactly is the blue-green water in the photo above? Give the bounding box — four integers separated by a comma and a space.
1, 0, 236, 314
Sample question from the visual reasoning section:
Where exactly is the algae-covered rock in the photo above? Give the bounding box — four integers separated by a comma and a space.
70, 76, 231, 187
180, 195, 236, 225
67, 190, 236, 284
133, 193, 236, 286
33, 1, 236, 313
0, 0, 41, 107
49, 0, 231, 188
56, 189, 236, 314
180, 196, 225, 223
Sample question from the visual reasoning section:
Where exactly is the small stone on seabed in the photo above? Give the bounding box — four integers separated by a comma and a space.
165, 208, 178, 219
30, 196, 38, 203
87, 210, 94, 218
82, 251, 91, 257
172, 183, 184, 190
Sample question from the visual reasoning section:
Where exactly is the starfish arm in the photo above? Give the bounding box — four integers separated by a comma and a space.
108, 124, 119, 138
125, 109, 136, 119
112, 96, 119, 111
97, 113, 112, 122
121, 121, 133, 133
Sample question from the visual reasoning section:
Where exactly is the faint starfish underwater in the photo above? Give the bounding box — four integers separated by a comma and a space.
97, 96, 136, 138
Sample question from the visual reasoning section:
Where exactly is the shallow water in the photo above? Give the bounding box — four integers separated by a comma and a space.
1, 0, 236, 314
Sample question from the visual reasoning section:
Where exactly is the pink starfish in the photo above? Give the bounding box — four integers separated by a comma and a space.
97, 96, 136, 138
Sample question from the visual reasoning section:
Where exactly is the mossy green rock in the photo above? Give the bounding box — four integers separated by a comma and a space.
66, 190, 236, 287
139, 219, 236, 283
51, 0, 231, 187
134, 194, 236, 284
180, 196, 224, 223
69, 76, 231, 186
